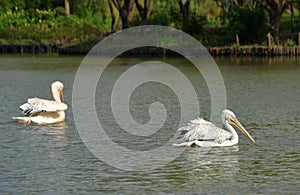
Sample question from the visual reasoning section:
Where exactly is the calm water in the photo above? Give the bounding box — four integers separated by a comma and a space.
0, 55, 299, 194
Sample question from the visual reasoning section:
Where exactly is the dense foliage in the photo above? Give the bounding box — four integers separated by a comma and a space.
0, 0, 299, 47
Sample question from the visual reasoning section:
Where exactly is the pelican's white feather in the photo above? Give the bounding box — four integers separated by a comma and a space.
12, 81, 68, 125
174, 109, 255, 147
178, 117, 231, 143
21, 98, 68, 116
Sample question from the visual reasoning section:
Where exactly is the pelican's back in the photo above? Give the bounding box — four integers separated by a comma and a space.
20, 98, 68, 116
178, 117, 232, 143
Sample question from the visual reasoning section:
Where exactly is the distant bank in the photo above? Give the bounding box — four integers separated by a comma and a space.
0, 44, 58, 54
1, 43, 300, 57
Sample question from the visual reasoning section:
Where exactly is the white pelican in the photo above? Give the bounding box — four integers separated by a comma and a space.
173, 109, 255, 147
12, 81, 68, 125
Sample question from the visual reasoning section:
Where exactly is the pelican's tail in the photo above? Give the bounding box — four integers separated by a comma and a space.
12, 117, 32, 124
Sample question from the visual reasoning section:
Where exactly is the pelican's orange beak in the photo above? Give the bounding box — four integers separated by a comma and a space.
229, 116, 256, 143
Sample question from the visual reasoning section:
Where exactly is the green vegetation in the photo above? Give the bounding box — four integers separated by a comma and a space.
0, 0, 299, 48
0, 8, 103, 45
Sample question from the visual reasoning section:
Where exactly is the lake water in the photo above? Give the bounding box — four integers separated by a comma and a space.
0, 55, 299, 194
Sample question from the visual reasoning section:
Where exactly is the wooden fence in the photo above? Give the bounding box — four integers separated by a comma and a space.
208, 46, 300, 56
0, 44, 58, 54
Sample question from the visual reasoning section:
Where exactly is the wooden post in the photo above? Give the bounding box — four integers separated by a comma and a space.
64, 0, 70, 14
267, 33, 271, 48
235, 34, 240, 46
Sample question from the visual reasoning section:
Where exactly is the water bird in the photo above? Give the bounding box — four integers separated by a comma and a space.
12, 81, 68, 125
173, 109, 255, 147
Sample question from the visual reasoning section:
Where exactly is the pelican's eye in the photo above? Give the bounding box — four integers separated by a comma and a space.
226, 115, 232, 121
227, 116, 235, 124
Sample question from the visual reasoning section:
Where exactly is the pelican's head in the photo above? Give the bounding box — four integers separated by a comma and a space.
51, 81, 64, 103
222, 109, 255, 143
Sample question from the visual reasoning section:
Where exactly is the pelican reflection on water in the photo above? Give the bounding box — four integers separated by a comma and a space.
174, 109, 255, 147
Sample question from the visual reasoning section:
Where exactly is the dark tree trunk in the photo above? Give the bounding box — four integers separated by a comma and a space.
269, 12, 281, 44
108, 0, 117, 32
110, 0, 135, 30
177, 0, 191, 32
120, 9, 130, 29
135, 0, 153, 25
260, 0, 287, 45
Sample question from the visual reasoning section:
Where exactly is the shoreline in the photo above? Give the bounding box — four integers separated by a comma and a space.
1, 44, 300, 57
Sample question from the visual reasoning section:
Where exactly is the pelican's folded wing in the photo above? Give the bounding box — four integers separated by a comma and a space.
178, 117, 231, 142
20, 98, 68, 116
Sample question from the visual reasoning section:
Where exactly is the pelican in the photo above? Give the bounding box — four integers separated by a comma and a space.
173, 109, 255, 147
12, 81, 68, 125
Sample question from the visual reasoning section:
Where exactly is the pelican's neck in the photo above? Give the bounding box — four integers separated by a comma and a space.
52, 87, 61, 102
224, 121, 239, 144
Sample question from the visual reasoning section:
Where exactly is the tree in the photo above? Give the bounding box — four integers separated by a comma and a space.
108, 0, 122, 31
64, 0, 70, 14
135, 0, 153, 25
176, 0, 191, 32
24, 0, 41, 9
214, 0, 238, 13
0, 0, 25, 11
229, 7, 268, 44
259, 0, 287, 44
110, 0, 135, 29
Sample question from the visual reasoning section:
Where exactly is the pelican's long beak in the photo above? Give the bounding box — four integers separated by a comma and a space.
60, 89, 64, 103
229, 117, 256, 143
